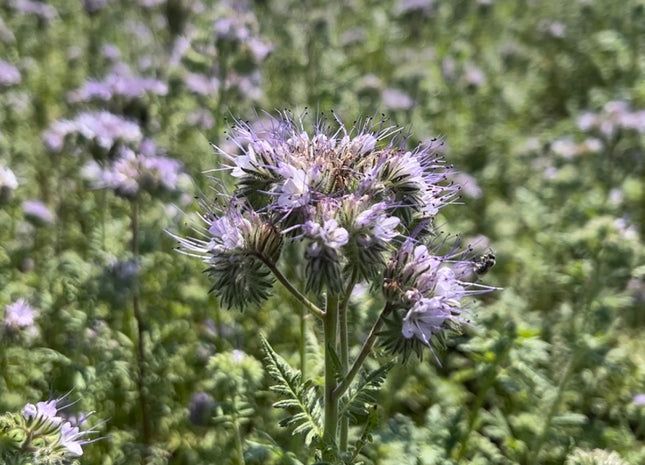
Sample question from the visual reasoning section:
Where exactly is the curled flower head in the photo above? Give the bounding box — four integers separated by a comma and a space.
172, 201, 281, 310
381, 238, 497, 360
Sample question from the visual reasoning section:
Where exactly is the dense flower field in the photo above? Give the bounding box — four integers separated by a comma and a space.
1, 1, 644, 464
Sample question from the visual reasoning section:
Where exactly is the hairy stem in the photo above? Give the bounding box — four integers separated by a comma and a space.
528, 354, 577, 465
131, 200, 151, 455
300, 306, 307, 381
258, 256, 325, 319
231, 396, 246, 465
338, 275, 357, 452
322, 293, 339, 456
333, 302, 392, 400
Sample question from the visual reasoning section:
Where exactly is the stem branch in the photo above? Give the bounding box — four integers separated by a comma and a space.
333, 302, 392, 400
258, 256, 325, 320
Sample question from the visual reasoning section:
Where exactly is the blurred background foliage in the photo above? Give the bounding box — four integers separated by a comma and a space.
1, 0, 644, 464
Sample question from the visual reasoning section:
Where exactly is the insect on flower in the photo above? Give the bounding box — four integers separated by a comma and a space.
473, 248, 496, 276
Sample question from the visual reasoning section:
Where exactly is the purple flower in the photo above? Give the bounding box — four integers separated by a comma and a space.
382, 88, 414, 111
4, 298, 38, 328
82, 0, 116, 13
395, 0, 435, 15
178, 111, 489, 313
43, 111, 142, 153
22, 396, 103, 457
23, 399, 62, 425
188, 392, 215, 426
208, 214, 251, 252
9, 0, 57, 21
354, 201, 400, 243
1, 165, 19, 191
22, 199, 54, 224
68, 64, 168, 103
634, 394, 645, 406
183, 72, 220, 96
302, 219, 349, 250
383, 240, 497, 352
0, 60, 21, 87
577, 100, 645, 137
83, 145, 182, 198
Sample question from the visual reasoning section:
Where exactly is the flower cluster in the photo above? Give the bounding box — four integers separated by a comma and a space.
177, 111, 494, 350
578, 100, 645, 138
82, 142, 183, 198
22, 199, 55, 225
67, 63, 168, 104
0, 60, 21, 87
0, 164, 19, 203
43, 111, 142, 153
3, 298, 38, 330
0, 396, 103, 463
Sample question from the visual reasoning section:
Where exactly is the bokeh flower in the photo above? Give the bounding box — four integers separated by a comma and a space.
43, 111, 142, 153
0, 60, 21, 87
4, 298, 38, 329
83, 144, 183, 198
22, 199, 54, 225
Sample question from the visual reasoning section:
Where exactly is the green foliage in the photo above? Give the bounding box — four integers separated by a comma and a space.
1, 0, 645, 464
339, 362, 394, 423
261, 336, 323, 447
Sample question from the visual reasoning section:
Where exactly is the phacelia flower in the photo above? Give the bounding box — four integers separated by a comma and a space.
22, 199, 55, 225
43, 111, 142, 153
83, 144, 182, 198
67, 63, 168, 103
18, 396, 103, 458
381, 239, 497, 359
9, 0, 57, 22
176, 110, 495, 353
0, 60, 21, 87
4, 298, 38, 329
23, 399, 63, 426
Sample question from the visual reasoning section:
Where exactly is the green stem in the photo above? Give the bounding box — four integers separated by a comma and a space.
527, 354, 577, 465
300, 306, 307, 381
231, 396, 246, 465
333, 302, 392, 400
131, 200, 152, 455
322, 293, 340, 456
338, 276, 357, 452
258, 257, 325, 320
455, 338, 512, 460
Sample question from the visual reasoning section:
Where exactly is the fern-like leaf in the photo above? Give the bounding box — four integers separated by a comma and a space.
260, 336, 323, 446
339, 361, 394, 422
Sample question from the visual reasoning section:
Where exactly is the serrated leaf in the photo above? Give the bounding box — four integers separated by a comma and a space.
260, 335, 323, 446
339, 361, 394, 422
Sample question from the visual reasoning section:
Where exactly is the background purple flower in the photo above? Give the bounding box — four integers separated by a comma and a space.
0, 60, 21, 87
4, 298, 38, 329
22, 199, 54, 224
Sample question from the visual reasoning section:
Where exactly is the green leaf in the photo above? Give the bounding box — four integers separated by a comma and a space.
260, 335, 323, 446
339, 361, 394, 422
